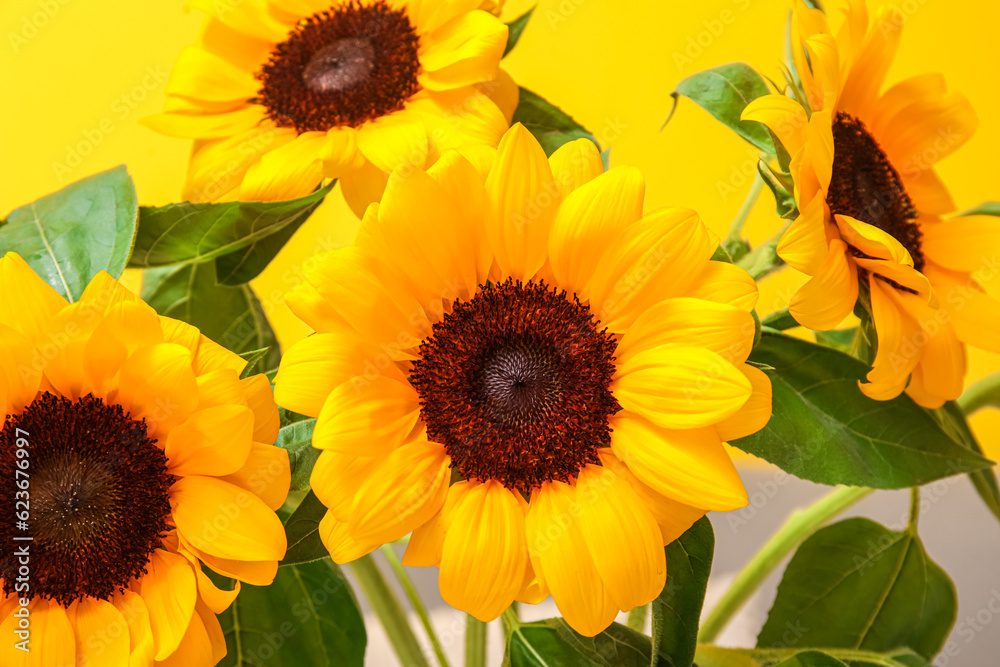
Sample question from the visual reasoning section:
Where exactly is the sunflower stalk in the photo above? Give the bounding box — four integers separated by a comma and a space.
957, 371, 1000, 415
350, 555, 431, 667
723, 170, 766, 262
465, 615, 487, 667
379, 545, 451, 667
697, 485, 874, 643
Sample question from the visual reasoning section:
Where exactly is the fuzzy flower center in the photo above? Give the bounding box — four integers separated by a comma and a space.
256, 0, 421, 133
827, 111, 924, 271
0, 393, 173, 606
409, 280, 620, 494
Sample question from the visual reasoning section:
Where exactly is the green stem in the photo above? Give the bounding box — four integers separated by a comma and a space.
350, 555, 430, 667
379, 545, 450, 667
626, 604, 649, 632
697, 485, 874, 643
501, 606, 521, 639
727, 171, 765, 242
957, 371, 1000, 415
465, 616, 487, 667
908, 487, 921, 533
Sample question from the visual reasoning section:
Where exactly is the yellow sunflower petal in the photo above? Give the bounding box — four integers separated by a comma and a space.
319, 511, 379, 564
922, 215, 1000, 273
924, 262, 1000, 353
478, 66, 519, 122
112, 343, 199, 436
140, 549, 198, 661
239, 131, 329, 201
0, 252, 68, 340
140, 105, 267, 139
610, 411, 748, 512
357, 112, 429, 174
548, 138, 605, 196
835, 214, 912, 264
183, 125, 296, 202
311, 449, 381, 521
741, 94, 808, 155
183, 549, 242, 614
486, 123, 560, 280
574, 464, 665, 612
187, 0, 290, 43
853, 256, 931, 298
789, 239, 859, 330
838, 7, 903, 119
112, 589, 155, 667
406, 88, 508, 158
613, 346, 752, 430
164, 405, 255, 477
440, 480, 527, 621
339, 159, 391, 218
687, 260, 759, 311
0, 326, 41, 413
166, 46, 259, 103
312, 375, 421, 456
870, 72, 946, 138
548, 166, 645, 298
880, 92, 978, 171
598, 449, 706, 546
154, 600, 225, 667
776, 195, 832, 274
589, 207, 718, 331
903, 167, 956, 216
418, 10, 506, 91
171, 475, 287, 561
197, 17, 272, 71
348, 440, 451, 543
616, 297, 754, 365
860, 278, 922, 400
402, 481, 473, 567
526, 481, 619, 637
241, 374, 280, 442
715, 364, 773, 442
220, 442, 290, 511
179, 535, 278, 587
74, 598, 130, 666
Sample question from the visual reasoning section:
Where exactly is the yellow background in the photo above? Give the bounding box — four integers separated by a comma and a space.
2, 0, 999, 454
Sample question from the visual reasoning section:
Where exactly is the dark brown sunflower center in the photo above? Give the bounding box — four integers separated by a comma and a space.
257, 0, 421, 133
409, 280, 620, 494
0, 393, 173, 606
827, 111, 924, 270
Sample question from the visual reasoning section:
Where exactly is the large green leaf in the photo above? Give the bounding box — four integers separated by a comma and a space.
504, 6, 534, 56
758, 518, 956, 659
0, 166, 138, 301
141, 261, 280, 370
129, 184, 331, 268
276, 417, 319, 492
281, 490, 329, 566
668, 63, 775, 154
214, 211, 309, 285
650, 517, 713, 667
773, 653, 847, 667
512, 87, 601, 157
216, 559, 365, 667
731, 331, 994, 488
506, 619, 663, 667
694, 645, 931, 667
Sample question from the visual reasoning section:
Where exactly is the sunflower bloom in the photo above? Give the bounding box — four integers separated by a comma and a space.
0, 254, 289, 665
143, 0, 515, 215
272, 124, 770, 636
741, 0, 1000, 407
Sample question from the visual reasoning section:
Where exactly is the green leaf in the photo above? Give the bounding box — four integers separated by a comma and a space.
650, 517, 713, 667
773, 652, 847, 667
141, 261, 281, 370
129, 184, 331, 268
277, 418, 319, 491
216, 558, 365, 666
214, 211, 308, 285
504, 6, 534, 56
0, 166, 138, 301
507, 619, 662, 667
668, 63, 775, 154
731, 331, 994, 488
934, 401, 1000, 525
238, 347, 271, 379
957, 201, 1000, 217
813, 328, 857, 354
760, 309, 797, 331
758, 517, 956, 660
512, 87, 600, 157
281, 490, 329, 566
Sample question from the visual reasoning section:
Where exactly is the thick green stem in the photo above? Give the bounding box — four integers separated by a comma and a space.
727, 171, 765, 242
958, 371, 1000, 415
908, 487, 921, 533
501, 606, 521, 639
379, 545, 450, 667
465, 616, 487, 667
350, 555, 430, 667
626, 604, 649, 632
698, 485, 874, 643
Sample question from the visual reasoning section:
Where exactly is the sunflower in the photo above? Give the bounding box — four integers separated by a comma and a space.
272, 124, 771, 636
143, 0, 515, 216
0, 253, 289, 666
741, 0, 1000, 408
